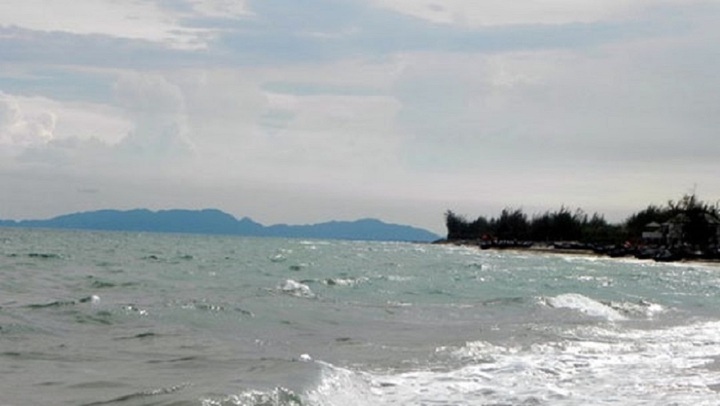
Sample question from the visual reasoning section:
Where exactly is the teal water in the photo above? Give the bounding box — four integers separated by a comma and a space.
2, 228, 720, 405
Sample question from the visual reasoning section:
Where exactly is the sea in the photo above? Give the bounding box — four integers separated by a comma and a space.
3, 228, 720, 406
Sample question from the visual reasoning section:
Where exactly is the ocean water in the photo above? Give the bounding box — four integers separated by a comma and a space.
3, 228, 720, 405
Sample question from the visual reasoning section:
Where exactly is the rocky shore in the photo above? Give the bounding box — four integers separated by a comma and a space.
437, 239, 720, 264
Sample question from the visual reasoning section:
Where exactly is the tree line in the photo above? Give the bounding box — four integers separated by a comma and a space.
445, 193, 720, 249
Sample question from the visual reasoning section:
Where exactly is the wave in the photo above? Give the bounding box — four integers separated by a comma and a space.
80, 383, 189, 406
202, 387, 304, 406
25, 295, 100, 309
542, 293, 667, 322
323, 277, 368, 287
277, 279, 316, 298
302, 320, 720, 405
605, 299, 665, 319
26, 252, 63, 259
543, 293, 628, 321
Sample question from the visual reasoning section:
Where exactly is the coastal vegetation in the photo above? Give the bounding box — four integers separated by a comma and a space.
446, 207, 621, 245
444, 194, 720, 261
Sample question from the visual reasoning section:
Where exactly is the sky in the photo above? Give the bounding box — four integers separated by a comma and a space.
1, 0, 720, 234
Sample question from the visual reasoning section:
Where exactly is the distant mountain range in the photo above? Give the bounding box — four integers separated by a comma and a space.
0, 209, 441, 242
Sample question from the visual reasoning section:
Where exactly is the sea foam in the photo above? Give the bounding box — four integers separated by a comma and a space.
545, 293, 627, 321
278, 279, 316, 298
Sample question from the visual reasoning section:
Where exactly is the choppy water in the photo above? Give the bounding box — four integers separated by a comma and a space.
3, 228, 720, 405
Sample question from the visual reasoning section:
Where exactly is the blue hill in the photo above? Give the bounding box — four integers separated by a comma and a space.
0, 209, 440, 242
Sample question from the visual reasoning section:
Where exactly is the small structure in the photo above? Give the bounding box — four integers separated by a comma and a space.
641, 222, 664, 244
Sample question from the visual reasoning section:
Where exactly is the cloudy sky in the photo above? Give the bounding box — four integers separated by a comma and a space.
1, 0, 719, 233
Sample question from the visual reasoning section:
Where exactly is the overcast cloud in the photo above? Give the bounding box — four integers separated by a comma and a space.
1, 0, 719, 233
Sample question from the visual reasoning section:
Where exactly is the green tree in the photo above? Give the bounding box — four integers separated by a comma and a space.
445, 210, 471, 240
493, 208, 529, 240
529, 207, 584, 242
581, 213, 623, 245
667, 194, 719, 247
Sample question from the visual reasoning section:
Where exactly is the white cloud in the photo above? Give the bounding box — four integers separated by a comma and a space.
1, 0, 720, 232
369, 0, 692, 27
383, 23, 720, 214
0, 0, 210, 49
114, 73, 195, 158
12, 95, 130, 143
0, 92, 56, 150
256, 92, 402, 175
0, 92, 132, 155
177, 69, 267, 126
139, 61, 408, 182
1, 73, 195, 169
187, 0, 252, 19
115, 73, 185, 115
141, 67, 406, 192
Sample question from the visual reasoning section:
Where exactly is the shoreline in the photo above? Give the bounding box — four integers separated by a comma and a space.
438, 240, 720, 267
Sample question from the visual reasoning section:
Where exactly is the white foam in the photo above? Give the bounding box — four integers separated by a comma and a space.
202, 387, 301, 406
607, 299, 666, 318
383, 275, 413, 282
277, 279, 315, 298
323, 277, 368, 287
545, 293, 627, 321
305, 321, 720, 405
305, 362, 380, 406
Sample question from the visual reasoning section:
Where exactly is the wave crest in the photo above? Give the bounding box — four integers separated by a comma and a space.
544, 293, 627, 321
278, 279, 316, 298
